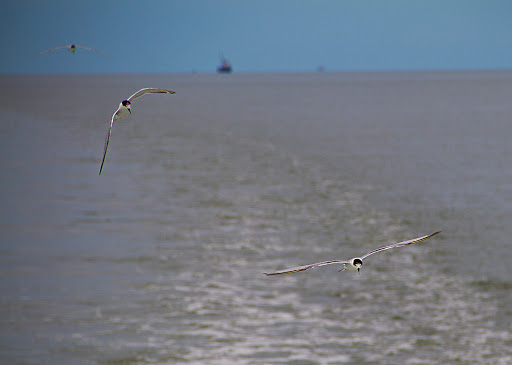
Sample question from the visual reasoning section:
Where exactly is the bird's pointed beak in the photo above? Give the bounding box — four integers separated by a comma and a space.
357, 268, 360, 275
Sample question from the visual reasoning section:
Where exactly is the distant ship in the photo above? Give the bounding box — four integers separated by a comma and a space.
217, 55, 232, 73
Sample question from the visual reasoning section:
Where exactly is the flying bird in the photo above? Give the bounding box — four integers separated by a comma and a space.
99, 88, 176, 175
36, 44, 108, 57
264, 231, 441, 276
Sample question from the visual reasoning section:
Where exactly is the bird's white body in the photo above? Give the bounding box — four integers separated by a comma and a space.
115, 103, 131, 120
343, 259, 362, 271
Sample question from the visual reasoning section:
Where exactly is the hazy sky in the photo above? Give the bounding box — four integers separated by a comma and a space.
1, 0, 511, 73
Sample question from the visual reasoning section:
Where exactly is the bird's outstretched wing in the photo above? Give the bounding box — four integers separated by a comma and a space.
36, 46, 68, 56
75, 46, 109, 57
127, 88, 176, 101
264, 260, 349, 276
360, 231, 441, 260
99, 110, 119, 175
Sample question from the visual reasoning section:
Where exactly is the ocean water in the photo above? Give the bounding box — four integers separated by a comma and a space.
0, 71, 511, 364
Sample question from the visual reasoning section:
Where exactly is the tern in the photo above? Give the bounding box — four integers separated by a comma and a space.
264, 231, 441, 276
36, 44, 108, 57
99, 88, 176, 175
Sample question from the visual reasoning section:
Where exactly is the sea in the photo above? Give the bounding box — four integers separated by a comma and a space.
1, 71, 511, 364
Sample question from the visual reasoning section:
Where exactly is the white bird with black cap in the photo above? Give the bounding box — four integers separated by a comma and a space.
99, 88, 176, 175
264, 231, 441, 276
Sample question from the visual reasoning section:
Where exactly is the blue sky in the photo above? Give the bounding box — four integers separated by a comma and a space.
1, 0, 511, 73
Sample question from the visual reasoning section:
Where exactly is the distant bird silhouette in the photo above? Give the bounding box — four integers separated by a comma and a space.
36, 44, 108, 57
